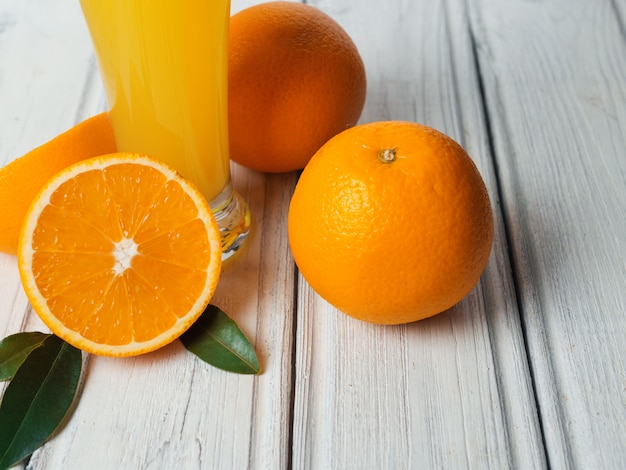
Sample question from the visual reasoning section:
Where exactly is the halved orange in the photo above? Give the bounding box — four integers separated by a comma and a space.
17, 153, 222, 357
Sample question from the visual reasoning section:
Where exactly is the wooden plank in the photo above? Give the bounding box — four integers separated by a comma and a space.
0, 0, 103, 165
29, 166, 297, 469
469, 0, 626, 467
1, 0, 297, 468
292, 0, 545, 468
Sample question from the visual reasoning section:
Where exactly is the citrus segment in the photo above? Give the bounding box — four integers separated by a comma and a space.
18, 153, 222, 357
288, 121, 494, 325
0, 113, 116, 254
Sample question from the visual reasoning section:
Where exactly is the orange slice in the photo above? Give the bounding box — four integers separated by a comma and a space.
17, 153, 222, 357
0, 113, 116, 254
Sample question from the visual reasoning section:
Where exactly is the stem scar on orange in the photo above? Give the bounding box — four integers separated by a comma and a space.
287, 121, 494, 325
17, 153, 222, 357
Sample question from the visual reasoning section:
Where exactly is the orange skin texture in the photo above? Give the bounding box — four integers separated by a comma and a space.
0, 113, 116, 254
288, 121, 494, 325
228, 2, 367, 173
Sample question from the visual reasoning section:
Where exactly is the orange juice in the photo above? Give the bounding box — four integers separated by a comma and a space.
79, 0, 230, 202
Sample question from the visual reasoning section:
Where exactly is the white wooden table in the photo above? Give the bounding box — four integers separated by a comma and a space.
1, 0, 625, 468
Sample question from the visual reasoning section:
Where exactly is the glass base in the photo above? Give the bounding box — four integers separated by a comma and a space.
209, 181, 251, 261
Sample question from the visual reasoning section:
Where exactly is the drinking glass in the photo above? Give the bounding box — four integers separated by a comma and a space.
79, 0, 250, 260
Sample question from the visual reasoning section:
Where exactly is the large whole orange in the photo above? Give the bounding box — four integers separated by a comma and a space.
288, 121, 494, 325
228, 2, 366, 173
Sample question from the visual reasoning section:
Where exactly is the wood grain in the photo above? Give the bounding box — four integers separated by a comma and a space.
470, 0, 626, 467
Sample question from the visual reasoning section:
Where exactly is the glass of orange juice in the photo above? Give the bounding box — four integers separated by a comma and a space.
79, 0, 250, 260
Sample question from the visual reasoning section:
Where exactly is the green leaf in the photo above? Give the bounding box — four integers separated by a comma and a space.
0, 335, 82, 469
0, 332, 50, 381
181, 305, 261, 375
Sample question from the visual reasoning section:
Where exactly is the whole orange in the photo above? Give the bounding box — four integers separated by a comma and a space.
288, 121, 494, 325
228, 2, 366, 173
